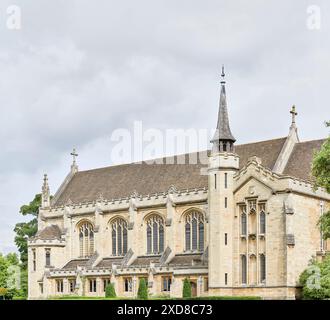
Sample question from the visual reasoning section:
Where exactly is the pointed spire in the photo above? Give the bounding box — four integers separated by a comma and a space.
211, 66, 236, 153
41, 174, 50, 208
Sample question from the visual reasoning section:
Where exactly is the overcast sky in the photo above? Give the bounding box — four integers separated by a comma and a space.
0, 0, 329, 254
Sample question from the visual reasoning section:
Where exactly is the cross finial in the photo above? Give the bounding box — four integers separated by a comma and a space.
70, 148, 78, 165
290, 105, 298, 125
42, 174, 49, 192
221, 65, 225, 84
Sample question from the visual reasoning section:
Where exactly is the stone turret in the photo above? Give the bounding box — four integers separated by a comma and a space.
208, 66, 239, 294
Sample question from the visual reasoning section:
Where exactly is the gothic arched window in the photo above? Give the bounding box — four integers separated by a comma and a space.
78, 221, 94, 258
241, 255, 247, 285
185, 211, 204, 252
260, 254, 266, 283
146, 215, 164, 254
110, 218, 128, 256
241, 212, 247, 236
260, 211, 266, 234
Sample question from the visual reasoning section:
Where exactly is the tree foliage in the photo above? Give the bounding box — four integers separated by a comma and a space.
20, 268, 28, 298
0, 252, 21, 299
312, 123, 330, 193
105, 283, 116, 298
19, 193, 42, 217
299, 255, 330, 299
312, 121, 330, 240
299, 121, 330, 300
0, 254, 8, 288
182, 278, 192, 298
318, 211, 330, 241
11, 193, 43, 299
137, 278, 148, 300
14, 194, 40, 268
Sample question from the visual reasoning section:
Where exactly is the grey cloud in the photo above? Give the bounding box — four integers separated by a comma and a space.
0, 0, 329, 253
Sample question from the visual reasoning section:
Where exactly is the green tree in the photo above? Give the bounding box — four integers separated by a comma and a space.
20, 268, 28, 298
300, 123, 330, 300
0, 253, 20, 299
312, 121, 330, 240
13, 194, 43, 299
105, 283, 116, 298
182, 278, 192, 298
137, 278, 148, 300
14, 194, 41, 268
6, 253, 19, 266
0, 254, 9, 288
299, 255, 330, 299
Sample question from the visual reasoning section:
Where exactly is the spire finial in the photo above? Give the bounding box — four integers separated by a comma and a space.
290, 105, 298, 125
70, 148, 79, 174
221, 65, 225, 84
42, 174, 49, 190
70, 148, 78, 165
41, 173, 50, 208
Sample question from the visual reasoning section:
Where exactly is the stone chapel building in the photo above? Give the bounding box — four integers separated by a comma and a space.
28, 69, 330, 299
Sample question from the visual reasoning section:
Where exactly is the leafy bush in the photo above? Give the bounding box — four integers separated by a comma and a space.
182, 278, 191, 298
105, 283, 116, 298
137, 278, 148, 300
4, 288, 17, 300
299, 255, 330, 300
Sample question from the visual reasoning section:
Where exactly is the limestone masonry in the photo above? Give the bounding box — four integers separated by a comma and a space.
28, 68, 330, 299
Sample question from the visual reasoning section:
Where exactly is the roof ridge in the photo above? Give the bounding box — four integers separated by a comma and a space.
76, 137, 290, 173
235, 137, 287, 147
295, 138, 327, 144
53, 135, 325, 206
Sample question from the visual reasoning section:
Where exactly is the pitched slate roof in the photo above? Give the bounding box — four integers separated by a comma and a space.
62, 259, 88, 270
34, 225, 62, 240
96, 257, 123, 268
167, 253, 206, 267
130, 255, 162, 267
53, 157, 209, 206
52, 137, 325, 206
283, 139, 326, 181
235, 137, 287, 170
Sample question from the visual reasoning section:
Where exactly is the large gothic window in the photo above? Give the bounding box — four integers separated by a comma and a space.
79, 221, 94, 258
259, 210, 266, 234
241, 212, 247, 236
185, 211, 204, 252
248, 200, 257, 235
110, 218, 128, 256
241, 255, 247, 285
260, 254, 266, 283
146, 215, 164, 254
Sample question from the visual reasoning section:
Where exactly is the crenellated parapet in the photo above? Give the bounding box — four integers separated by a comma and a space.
41, 186, 208, 220
28, 238, 66, 247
